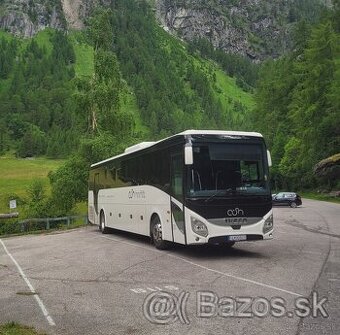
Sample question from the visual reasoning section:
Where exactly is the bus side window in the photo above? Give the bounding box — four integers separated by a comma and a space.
171, 154, 183, 201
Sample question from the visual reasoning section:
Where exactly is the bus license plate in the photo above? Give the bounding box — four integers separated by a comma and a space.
228, 235, 247, 242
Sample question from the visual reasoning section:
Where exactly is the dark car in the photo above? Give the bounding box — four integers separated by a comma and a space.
272, 192, 302, 208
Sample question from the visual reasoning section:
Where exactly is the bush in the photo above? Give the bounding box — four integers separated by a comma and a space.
49, 156, 89, 214
25, 179, 48, 218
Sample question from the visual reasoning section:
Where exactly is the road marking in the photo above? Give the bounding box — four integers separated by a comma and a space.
98, 235, 303, 298
0, 239, 56, 326
130, 285, 179, 294
166, 253, 303, 297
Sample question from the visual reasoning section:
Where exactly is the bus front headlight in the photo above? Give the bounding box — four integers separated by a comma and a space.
263, 214, 273, 234
191, 217, 208, 237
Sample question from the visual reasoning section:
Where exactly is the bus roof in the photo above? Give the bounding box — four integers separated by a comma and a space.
91, 130, 263, 168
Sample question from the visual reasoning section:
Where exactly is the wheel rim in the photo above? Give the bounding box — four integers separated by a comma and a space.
291, 202, 297, 208
152, 221, 162, 243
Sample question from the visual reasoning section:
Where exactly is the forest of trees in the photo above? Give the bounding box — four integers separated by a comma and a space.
0, 31, 79, 158
252, 3, 340, 190
0, 0, 246, 159
187, 38, 259, 91
110, 0, 231, 136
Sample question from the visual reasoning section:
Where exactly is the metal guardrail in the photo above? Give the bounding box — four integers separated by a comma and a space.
0, 213, 19, 219
0, 215, 88, 235
18, 216, 89, 231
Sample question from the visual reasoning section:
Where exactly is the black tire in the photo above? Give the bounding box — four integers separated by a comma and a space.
150, 215, 171, 250
290, 202, 297, 208
100, 211, 109, 234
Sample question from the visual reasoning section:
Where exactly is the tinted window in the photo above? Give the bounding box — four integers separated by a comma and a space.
171, 154, 183, 201
188, 143, 269, 197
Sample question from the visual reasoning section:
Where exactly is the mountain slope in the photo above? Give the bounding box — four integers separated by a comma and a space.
154, 0, 328, 60
0, 0, 254, 158
0, 0, 328, 60
0, 0, 111, 37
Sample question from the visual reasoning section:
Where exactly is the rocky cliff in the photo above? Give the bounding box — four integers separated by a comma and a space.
0, 0, 110, 37
0, 0, 65, 37
0, 0, 327, 59
154, 0, 327, 60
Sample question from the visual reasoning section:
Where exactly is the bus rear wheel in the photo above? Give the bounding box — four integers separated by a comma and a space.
100, 211, 109, 234
151, 215, 171, 250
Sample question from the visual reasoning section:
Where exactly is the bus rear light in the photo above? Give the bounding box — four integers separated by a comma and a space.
191, 217, 208, 237
263, 214, 273, 234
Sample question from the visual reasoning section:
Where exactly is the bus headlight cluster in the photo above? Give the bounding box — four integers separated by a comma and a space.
263, 214, 273, 234
191, 217, 208, 237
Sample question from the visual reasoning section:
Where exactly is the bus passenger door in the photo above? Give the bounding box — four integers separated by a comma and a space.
170, 153, 186, 244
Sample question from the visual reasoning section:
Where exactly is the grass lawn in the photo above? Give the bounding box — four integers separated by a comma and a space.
214, 67, 254, 110
0, 154, 63, 213
300, 192, 340, 204
70, 32, 94, 78
0, 323, 45, 335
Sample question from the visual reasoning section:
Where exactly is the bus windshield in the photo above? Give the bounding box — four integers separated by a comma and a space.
187, 142, 269, 197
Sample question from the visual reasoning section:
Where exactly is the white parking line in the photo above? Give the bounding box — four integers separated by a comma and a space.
166, 253, 303, 297
99, 235, 303, 297
0, 239, 56, 327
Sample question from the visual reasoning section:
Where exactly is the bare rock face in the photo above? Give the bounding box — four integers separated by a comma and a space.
62, 0, 85, 30
314, 154, 340, 180
0, 0, 111, 37
0, 0, 327, 60
61, 0, 112, 30
0, 0, 66, 37
154, 0, 325, 60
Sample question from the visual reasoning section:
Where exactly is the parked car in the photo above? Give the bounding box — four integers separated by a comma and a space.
272, 192, 302, 208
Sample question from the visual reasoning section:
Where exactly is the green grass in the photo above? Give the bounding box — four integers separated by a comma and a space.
0, 154, 64, 213
195, 56, 255, 128
214, 67, 254, 110
155, 25, 254, 130
69, 31, 146, 133
32, 29, 53, 54
0, 322, 45, 335
70, 32, 94, 77
73, 201, 88, 216
0, 30, 15, 41
120, 85, 149, 136
73, 42, 94, 77
0, 28, 93, 79
186, 38, 254, 127
193, 55, 255, 113
299, 192, 340, 204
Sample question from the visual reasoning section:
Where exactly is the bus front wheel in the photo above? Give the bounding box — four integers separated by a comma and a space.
100, 211, 109, 234
151, 215, 171, 250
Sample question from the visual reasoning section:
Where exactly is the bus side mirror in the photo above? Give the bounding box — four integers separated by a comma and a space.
184, 145, 193, 165
267, 150, 272, 167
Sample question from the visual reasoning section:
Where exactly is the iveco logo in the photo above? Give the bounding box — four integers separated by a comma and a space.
226, 208, 244, 217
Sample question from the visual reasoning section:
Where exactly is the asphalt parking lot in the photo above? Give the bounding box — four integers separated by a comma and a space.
0, 199, 339, 335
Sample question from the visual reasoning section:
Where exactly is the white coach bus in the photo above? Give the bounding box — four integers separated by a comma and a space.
88, 130, 273, 249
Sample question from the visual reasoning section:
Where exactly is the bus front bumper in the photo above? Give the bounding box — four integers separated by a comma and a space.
185, 209, 274, 245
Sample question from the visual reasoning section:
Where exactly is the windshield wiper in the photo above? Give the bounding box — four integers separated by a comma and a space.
204, 188, 234, 202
